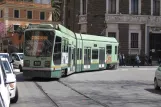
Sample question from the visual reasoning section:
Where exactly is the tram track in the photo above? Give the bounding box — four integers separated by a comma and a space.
59, 80, 110, 107
34, 82, 61, 107
34, 80, 110, 107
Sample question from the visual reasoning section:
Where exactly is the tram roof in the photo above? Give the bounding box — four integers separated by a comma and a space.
56, 24, 118, 43
26, 24, 118, 43
76, 33, 118, 43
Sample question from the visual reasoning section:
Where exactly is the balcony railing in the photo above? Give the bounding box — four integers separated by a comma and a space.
105, 14, 161, 26
79, 15, 87, 24
0, 0, 52, 8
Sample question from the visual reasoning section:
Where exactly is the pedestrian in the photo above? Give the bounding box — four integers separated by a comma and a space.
122, 54, 126, 66
149, 56, 152, 66
118, 53, 122, 66
133, 54, 141, 68
131, 56, 135, 67
144, 54, 149, 65
158, 57, 161, 65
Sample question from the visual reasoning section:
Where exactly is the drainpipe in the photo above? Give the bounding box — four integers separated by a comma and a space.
63, 0, 67, 26
73, 0, 76, 32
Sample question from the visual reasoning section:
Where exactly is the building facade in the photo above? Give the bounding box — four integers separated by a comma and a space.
78, 0, 161, 62
0, 0, 53, 52
62, 0, 80, 32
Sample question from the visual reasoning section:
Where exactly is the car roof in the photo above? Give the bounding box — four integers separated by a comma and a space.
12, 53, 23, 54
0, 53, 9, 55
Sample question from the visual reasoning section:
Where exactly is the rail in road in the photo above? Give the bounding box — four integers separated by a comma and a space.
34, 82, 60, 107
34, 81, 110, 107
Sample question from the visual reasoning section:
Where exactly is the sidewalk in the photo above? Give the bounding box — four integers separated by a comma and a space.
118, 66, 158, 68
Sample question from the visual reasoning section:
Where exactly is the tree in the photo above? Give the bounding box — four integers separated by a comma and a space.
15, 26, 26, 40
0, 22, 6, 38
51, 0, 61, 21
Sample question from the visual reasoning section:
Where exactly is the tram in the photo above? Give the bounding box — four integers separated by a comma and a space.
22, 24, 119, 79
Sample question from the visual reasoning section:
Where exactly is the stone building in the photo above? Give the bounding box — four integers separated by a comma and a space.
65, 0, 161, 62
0, 0, 53, 52
62, 0, 80, 32
105, 0, 161, 61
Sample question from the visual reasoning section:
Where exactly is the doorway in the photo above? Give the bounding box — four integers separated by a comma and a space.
149, 33, 161, 60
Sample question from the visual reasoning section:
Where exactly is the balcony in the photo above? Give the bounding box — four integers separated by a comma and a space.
0, 0, 52, 8
78, 15, 87, 24
105, 14, 161, 26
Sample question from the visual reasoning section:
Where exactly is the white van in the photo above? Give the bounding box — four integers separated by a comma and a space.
11, 53, 24, 72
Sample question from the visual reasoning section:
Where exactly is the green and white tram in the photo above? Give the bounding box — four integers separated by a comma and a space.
22, 24, 119, 79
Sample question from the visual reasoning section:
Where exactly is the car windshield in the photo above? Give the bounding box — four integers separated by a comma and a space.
18, 53, 24, 60
1, 61, 12, 73
0, 54, 11, 61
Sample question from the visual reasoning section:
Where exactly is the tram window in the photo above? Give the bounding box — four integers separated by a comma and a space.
77, 48, 80, 59
92, 49, 98, 59
115, 46, 118, 54
53, 36, 61, 65
54, 36, 61, 53
62, 39, 68, 52
80, 49, 82, 59
106, 45, 112, 54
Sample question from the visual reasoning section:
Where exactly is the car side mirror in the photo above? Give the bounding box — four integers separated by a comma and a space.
10, 59, 14, 63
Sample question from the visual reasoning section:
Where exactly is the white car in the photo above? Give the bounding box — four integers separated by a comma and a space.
0, 60, 10, 107
1, 58, 19, 103
0, 53, 13, 69
0, 93, 6, 107
154, 65, 161, 90
11, 53, 24, 72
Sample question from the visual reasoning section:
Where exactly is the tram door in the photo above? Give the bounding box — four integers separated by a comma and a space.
99, 47, 105, 68
68, 46, 75, 74
84, 47, 91, 70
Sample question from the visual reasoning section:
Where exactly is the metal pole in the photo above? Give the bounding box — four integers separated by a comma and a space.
73, 0, 75, 32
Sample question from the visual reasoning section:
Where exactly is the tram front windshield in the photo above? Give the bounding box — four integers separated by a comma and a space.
24, 30, 55, 57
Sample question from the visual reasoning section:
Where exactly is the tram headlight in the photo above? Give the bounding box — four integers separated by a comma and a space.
24, 60, 30, 67
45, 61, 50, 67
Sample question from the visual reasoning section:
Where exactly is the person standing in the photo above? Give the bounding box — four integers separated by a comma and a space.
158, 57, 161, 65
122, 54, 126, 66
144, 54, 149, 65
149, 56, 152, 66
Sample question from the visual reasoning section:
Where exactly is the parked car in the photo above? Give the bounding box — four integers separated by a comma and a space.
154, 65, 161, 90
1, 58, 19, 103
0, 53, 13, 69
0, 60, 10, 107
11, 53, 24, 72
0, 93, 6, 107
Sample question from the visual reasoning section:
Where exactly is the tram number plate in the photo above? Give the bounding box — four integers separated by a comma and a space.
34, 61, 41, 66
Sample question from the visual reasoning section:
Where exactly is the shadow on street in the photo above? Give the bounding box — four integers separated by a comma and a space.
145, 88, 161, 95
15, 72, 59, 82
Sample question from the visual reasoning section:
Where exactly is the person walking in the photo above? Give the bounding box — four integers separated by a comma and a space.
133, 54, 140, 67
122, 54, 126, 66
144, 54, 149, 65
119, 53, 123, 66
131, 55, 135, 67
158, 57, 161, 65
149, 56, 152, 66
